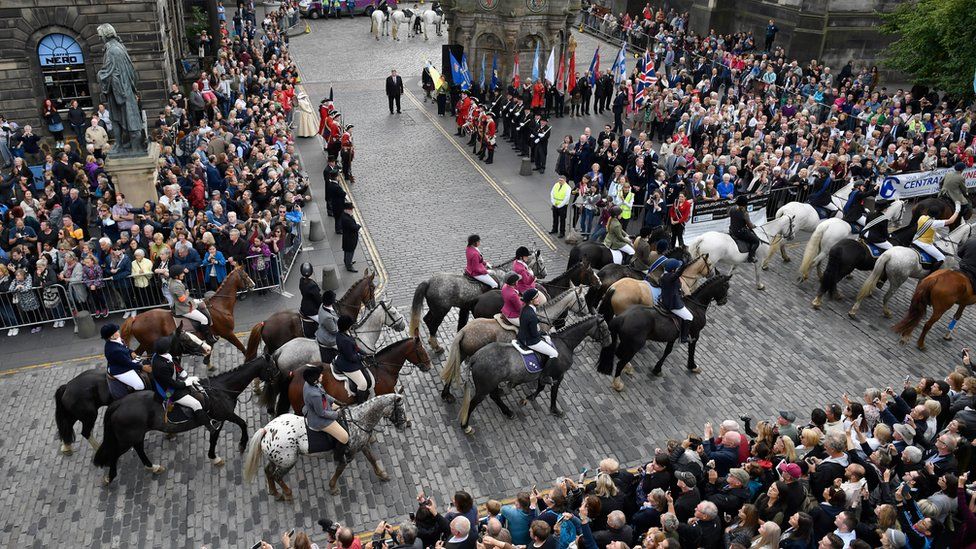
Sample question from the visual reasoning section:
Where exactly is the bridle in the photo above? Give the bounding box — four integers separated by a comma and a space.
756, 214, 795, 244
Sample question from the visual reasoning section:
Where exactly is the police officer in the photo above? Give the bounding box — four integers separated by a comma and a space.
299, 262, 322, 338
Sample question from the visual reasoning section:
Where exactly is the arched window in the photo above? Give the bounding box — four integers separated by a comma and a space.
37, 33, 91, 109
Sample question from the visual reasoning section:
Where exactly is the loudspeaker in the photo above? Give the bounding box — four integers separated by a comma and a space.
442, 44, 464, 85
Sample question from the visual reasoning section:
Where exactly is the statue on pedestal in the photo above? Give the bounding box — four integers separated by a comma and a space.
96, 24, 145, 156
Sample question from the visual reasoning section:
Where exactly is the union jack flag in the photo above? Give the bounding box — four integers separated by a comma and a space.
634, 52, 657, 107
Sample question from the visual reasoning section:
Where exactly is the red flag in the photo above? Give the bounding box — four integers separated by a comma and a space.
512, 52, 520, 89
556, 53, 565, 92
567, 51, 576, 93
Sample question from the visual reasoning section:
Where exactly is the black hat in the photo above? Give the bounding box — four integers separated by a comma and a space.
735, 195, 748, 206
521, 288, 539, 303
153, 336, 172, 354
321, 290, 336, 306
515, 246, 531, 258
955, 162, 966, 171
337, 314, 355, 332
303, 365, 324, 384
505, 272, 521, 285
101, 323, 119, 340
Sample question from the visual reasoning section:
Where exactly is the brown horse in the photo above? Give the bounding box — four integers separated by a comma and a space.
121, 267, 255, 368
244, 269, 377, 361
892, 269, 976, 350
285, 335, 432, 411
597, 254, 713, 321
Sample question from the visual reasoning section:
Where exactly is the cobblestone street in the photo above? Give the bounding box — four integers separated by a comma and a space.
1, 17, 973, 549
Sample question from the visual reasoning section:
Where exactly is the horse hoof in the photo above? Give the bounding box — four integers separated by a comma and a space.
147, 464, 165, 475
212, 457, 225, 467
944, 333, 954, 341
883, 310, 893, 319
761, 265, 769, 271
274, 492, 285, 501
283, 492, 294, 502
783, 257, 792, 263
917, 344, 927, 351
60, 444, 73, 456
378, 471, 390, 481
550, 408, 565, 417
898, 338, 907, 346
688, 367, 701, 374
519, 399, 528, 406
622, 363, 635, 376
652, 369, 663, 377
330, 485, 340, 495
847, 311, 857, 319
611, 379, 624, 392
463, 426, 474, 435
811, 299, 821, 310
441, 393, 456, 403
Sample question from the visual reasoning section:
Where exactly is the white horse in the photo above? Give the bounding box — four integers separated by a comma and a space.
797, 199, 908, 283
387, 10, 410, 40
761, 182, 853, 269
688, 214, 796, 290
848, 222, 975, 319
412, 9, 443, 40
370, 9, 387, 39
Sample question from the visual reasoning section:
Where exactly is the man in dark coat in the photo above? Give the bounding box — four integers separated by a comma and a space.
325, 177, 347, 233
611, 86, 627, 135
339, 202, 361, 272
385, 69, 404, 114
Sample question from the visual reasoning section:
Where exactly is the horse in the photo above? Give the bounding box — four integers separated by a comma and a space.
457, 315, 612, 434
585, 247, 692, 311
440, 285, 589, 402
53, 327, 207, 455
243, 393, 407, 499
596, 274, 732, 391
849, 223, 975, 319
282, 335, 432, 412
244, 270, 377, 361
893, 269, 976, 350
370, 8, 388, 39
92, 355, 278, 484
469, 259, 600, 320
797, 200, 909, 283
597, 254, 713, 321
411, 9, 444, 39
386, 9, 409, 40
567, 226, 669, 270
410, 251, 546, 353
121, 267, 255, 369
810, 240, 881, 310
689, 215, 795, 290
760, 181, 853, 269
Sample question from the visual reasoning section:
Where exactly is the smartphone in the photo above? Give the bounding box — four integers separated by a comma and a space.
289, 529, 295, 538
250, 543, 263, 549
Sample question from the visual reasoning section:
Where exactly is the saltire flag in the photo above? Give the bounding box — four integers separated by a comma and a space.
610, 42, 627, 84
460, 53, 473, 90
587, 46, 600, 86
531, 40, 541, 82
544, 45, 556, 84
568, 51, 576, 93
512, 51, 521, 88
480, 52, 486, 89
490, 54, 498, 91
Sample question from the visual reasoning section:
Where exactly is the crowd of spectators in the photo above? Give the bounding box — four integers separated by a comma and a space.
546, 1, 976, 241
0, 0, 312, 336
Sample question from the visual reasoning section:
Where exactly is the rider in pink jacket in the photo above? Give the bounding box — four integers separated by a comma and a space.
501, 272, 523, 324
464, 234, 497, 288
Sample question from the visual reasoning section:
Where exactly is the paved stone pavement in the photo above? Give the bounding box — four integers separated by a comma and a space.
2, 17, 974, 549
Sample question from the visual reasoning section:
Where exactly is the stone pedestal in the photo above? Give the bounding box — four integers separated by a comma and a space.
104, 143, 161, 208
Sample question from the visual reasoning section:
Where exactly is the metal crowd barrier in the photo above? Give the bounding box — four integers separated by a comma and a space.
0, 283, 74, 331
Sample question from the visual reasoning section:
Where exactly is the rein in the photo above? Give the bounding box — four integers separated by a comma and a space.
755, 215, 794, 245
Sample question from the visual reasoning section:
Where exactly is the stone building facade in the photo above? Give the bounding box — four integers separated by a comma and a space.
442, 0, 581, 86
0, 0, 187, 135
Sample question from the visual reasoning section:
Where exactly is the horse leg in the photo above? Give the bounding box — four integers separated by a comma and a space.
134, 440, 165, 474
362, 445, 389, 481
222, 331, 248, 356
460, 393, 486, 434
264, 465, 280, 498
612, 341, 641, 390
754, 261, 765, 291
687, 338, 700, 373
652, 340, 676, 376
456, 304, 471, 331
329, 460, 350, 495
275, 388, 292, 416
81, 413, 100, 451
917, 303, 949, 351
521, 379, 546, 403
489, 387, 515, 418
881, 276, 906, 318
549, 377, 565, 417
424, 308, 447, 353
207, 423, 225, 466
944, 305, 967, 341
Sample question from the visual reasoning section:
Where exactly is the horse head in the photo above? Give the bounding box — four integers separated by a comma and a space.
244, 354, 278, 382
381, 300, 407, 332
531, 249, 548, 279
569, 284, 589, 316
409, 330, 433, 372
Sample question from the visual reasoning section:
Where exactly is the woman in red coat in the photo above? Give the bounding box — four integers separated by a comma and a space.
464, 234, 497, 288
531, 80, 545, 112
669, 192, 692, 249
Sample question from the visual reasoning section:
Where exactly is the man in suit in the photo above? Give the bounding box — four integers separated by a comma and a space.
326, 177, 347, 233
386, 69, 404, 114
339, 202, 361, 272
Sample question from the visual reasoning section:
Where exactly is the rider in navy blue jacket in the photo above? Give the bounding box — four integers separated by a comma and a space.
102, 323, 147, 391
334, 314, 370, 402
660, 259, 694, 343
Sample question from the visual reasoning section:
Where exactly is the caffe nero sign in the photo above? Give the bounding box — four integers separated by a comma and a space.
37, 33, 84, 67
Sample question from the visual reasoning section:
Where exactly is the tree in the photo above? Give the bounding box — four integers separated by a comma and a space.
881, 0, 976, 100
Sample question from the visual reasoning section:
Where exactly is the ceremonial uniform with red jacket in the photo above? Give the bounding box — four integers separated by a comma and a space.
456, 96, 473, 132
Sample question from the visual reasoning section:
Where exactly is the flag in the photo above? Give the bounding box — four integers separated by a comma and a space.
426, 60, 442, 90
568, 51, 576, 93
610, 42, 627, 85
512, 51, 520, 88
556, 52, 565, 92
545, 46, 556, 84
531, 41, 541, 82
587, 46, 600, 86
490, 54, 498, 91
460, 53, 472, 90
634, 52, 657, 106
480, 52, 486, 90
449, 51, 464, 88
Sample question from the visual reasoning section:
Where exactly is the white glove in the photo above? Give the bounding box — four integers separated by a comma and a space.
955, 202, 962, 214
185, 376, 201, 387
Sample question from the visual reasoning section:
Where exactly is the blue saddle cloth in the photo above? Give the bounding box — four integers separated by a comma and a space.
910, 244, 937, 265
306, 421, 339, 454
865, 243, 885, 259
512, 341, 543, 373
642, 280, 662, 304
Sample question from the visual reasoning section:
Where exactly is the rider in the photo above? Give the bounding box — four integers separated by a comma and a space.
941, 162, 971, 220
629, 226, 655, 272
603, 206, 635, 263
501, 272, 523, 326
150, 336, 218, 434
516, 288, 558, 384
299, 262, 322, 339
102, 323, 150, 392
513, 246, 543, 302
728, 195, 759, 263
957, 237, 976, 288
168, 264, 214, 343
302, 364, 351, 464
912, 206, 960, 272
842, 179, 876, 230
315, 290, 339, 363
660, 258, 694, 343
465, 234, 498, 288
859, 209, 893, 252
335, 314, 370, 402
645, 239, 671, 285
411, 3, 423, 34
806, 167, 834, 218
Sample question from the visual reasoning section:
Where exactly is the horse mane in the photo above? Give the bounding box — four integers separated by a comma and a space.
553, 314, 597, 335
209, 355, 265, 383
548, 263, 582, 286
376, 336, 414, 356
690, 274, 726, 298
211, 267, 241, 297
339, 275, 368, 303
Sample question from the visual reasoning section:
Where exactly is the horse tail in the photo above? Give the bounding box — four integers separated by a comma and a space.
596, 321, 618, 376
818, 245, 845, 296
54, 384, 76, 445
243, 427, 267, 482
856, 252, 890, 303
409, 280, 429, 335
441, 331, 464, 386
892, 273, 936, 338
92, 400, 123, 468
598, 287, 617, 323
244, 321, 265, 361
119, 316, 135, 346
799, 222, 826, 278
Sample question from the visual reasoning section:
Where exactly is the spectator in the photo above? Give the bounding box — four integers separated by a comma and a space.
202, 243, 227, 291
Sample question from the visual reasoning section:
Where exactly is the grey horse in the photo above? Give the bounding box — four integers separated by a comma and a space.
458, 315, 612, 434
409, 250, 547, 353
244, 393, 407, 499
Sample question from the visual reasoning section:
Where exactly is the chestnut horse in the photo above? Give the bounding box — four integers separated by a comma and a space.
243, 270, 377, 361
892, 269, 976, 350
121, 267, 255, 369
285, 335, 432, 412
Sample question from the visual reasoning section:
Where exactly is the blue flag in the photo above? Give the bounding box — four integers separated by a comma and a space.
610, 42, 627, 85
460, 53, 472, 91
531, 41, 540, 82
449, 51, 464, 89
480, 53, 486, 90
490, 54, 498, 91
588, 46, 600, 86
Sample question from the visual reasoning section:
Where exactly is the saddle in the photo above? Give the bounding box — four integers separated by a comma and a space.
511, 340, 544, 373
106, 371, 152, 401
305, 412, 350, 455
464, 272, 494, 289
909, 243, 943, 269
652, 304, 685, 330
858, 240, 886, 259
493, 313, 519, 332
330, 362, 375, 399
176, 303, 214, 340
731, 237, 752, 254
153, 381, 210, 425
607, 248, 630, 265
402, 8, 413, 17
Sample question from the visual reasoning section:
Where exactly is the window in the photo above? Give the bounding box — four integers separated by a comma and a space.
37, 33, 92, 110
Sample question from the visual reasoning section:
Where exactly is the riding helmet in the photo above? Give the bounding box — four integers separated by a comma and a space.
169, 264, 187, 278
300, 262, 314, 278
303, 365, 324, 385
337, 314, 356, 332
505, 272, 521, 285
656, 239, 669, 253
154, 336, 173, 354
735, 195, 748, 206
521, 288, 539, 303
515, 246, 531, 259
321, 289, 336, 306
663, 258, 683, 272
100, 323, 119, 340
955, 162, 966, 172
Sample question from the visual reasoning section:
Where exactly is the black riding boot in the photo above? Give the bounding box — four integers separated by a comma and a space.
333, 441, 352, 464
680, 320, 692, 343
538, 356, 553, 386
193, 409, 219, 435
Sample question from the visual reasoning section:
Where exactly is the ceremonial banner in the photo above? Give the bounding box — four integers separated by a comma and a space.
684, 196, 768, 240
878, 165, 976, 200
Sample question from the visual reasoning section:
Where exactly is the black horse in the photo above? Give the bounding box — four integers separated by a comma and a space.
811, 240, 878, 309
596, 274, 731, 390
467, 258, 601, 321
92, 355, 277, 484
54, 327, 208, 455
